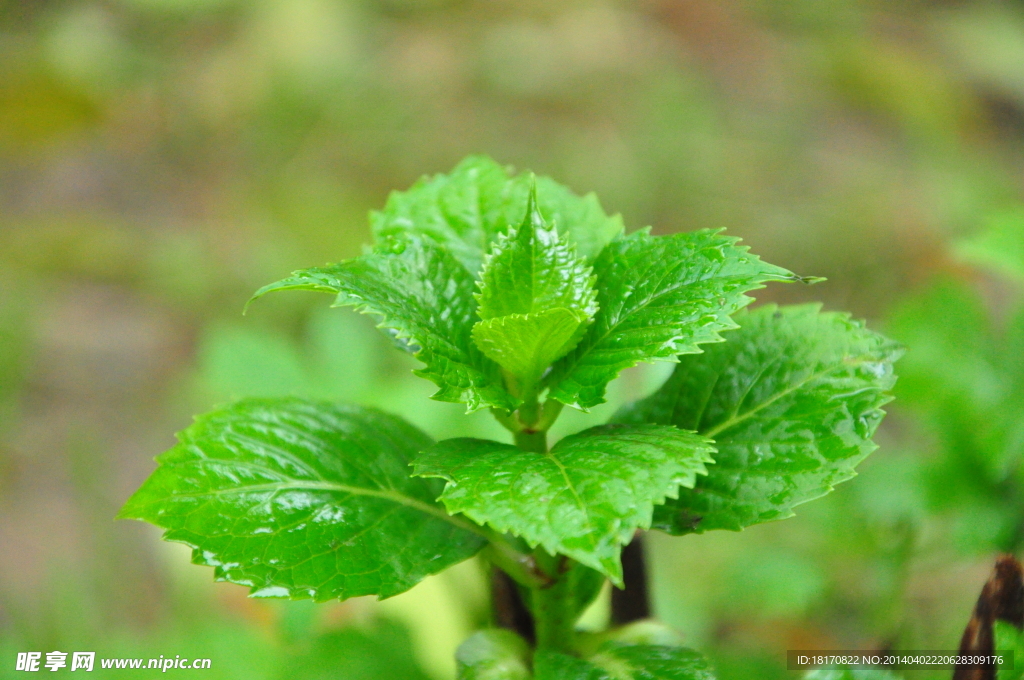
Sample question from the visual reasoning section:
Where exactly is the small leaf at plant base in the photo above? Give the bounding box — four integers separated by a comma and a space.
546, 228, 798, 410
614, 304, 901, 535
119, 398, 486, 601
371, 155, 622, 274
534, 644, 716, 680
456, 630, 532, 680
803, 669, 902, 680
412, 425, 715, 583
249, 237, 516, 412
473, 190, 598, 387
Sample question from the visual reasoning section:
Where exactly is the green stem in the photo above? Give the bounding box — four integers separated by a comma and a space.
495, 391, 576, 650
483, 541, 552, 590
518, 390, 541, 429
491, 407, 522, 434
514, 429, 547, 453
531, 556, 577, 653
535, 399, 565, 431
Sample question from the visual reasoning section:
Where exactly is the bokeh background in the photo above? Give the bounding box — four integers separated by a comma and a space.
3, 0, 1024, 678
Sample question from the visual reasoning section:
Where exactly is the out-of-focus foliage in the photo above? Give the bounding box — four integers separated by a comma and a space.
5, 0, 1024, 678
886, 207, 1024, 558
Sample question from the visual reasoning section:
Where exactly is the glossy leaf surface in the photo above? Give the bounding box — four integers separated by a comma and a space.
535, 644, 716, 680
120, 398, 486, 601
473, 308, 589, 389
615, 304, 901, 535
250, 237, 516, 411
371, 155, 622, 273
473, 190, 597, 386
546, 229, 796, 409
475, 190, 596, 321
413, 425, 714, 583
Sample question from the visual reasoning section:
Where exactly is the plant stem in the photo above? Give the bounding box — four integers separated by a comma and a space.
483, 541, 552, 589
491, 407, 522, 433
535, 399, 565, 431
518, 390, 541, 429
499, 392, 575, 651
514, 429, 547, 453
531, 563, 577, 653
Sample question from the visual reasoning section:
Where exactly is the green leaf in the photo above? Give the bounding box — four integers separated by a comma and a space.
803, 670, 901, 680
119, 398, 486, 601
476, 189, 597, 321
473, 308, 590, 389
250, 237, 517, 412
372, 156, 513, 274
371, 155, 622, 274
456, 630, 532, 680
535, 644, 716, 680
615, 304, 901, 535
412, 425, 715, 583
529, 174, 624, 267
472, 189, 598, 387
546, 229, 797, 409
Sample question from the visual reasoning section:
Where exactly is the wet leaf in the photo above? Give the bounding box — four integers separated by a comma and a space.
371, 155, 622, 274
119, 398, 486, 601
615, 304, 901, 535
250, 236, 517, 412
473, 187, 597, 388
412, 425, 714, 583
546, 229, 796, 410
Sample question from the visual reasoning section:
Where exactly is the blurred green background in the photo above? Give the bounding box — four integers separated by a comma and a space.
3, 0, 1024, 678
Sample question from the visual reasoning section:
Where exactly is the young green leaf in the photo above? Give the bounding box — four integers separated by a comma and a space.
535, 644, 716, 680
475, 189, 597, 321
546, 229, 797, 410
412, 425, 715, 583
371, 155, 622, 274
526, 174, 625, 267
250, 237, 517, 412
456, 630, 533, 680
473, 189, 598, 389
119, 398, 486, 601
372, 156, 513, 274
615, 304, 901, 535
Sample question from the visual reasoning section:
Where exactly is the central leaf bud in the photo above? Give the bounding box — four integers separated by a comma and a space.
472, 185, 599, 396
